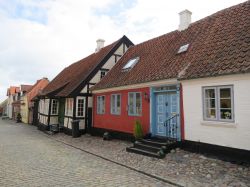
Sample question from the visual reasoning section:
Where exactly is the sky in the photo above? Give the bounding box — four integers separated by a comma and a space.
0, 0, 246, 102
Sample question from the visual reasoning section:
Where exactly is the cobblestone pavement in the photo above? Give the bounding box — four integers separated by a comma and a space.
0, 119, 172, 187
52, 131, 250, 187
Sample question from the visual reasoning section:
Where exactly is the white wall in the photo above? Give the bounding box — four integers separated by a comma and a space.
7, 95, 13, 118
38, 99, 50, 125
50, 116, 58, 124
89, 44, 125, 84
39, 114, 48, 125
182, 73, 250, 151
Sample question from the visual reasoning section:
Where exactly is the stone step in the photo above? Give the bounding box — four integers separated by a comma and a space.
134, 141, 162, 153
139, 139, 168, 148
126, 147, 165, 159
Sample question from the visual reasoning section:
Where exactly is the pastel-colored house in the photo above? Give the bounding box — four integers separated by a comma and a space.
37, 36, 133, 134
91, 2, 250, 160
20, 78, 49, 124
0, 99, 8, 116
7, 86, 20, 119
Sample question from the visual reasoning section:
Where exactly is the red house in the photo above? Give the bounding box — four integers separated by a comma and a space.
91, 2, 250, 160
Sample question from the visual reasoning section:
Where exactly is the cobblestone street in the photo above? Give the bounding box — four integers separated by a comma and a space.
1, 119, 249, 187
0, 119, 171, 187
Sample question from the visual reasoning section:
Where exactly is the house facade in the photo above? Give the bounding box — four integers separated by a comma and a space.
7, 86, 20, 119
37, 36, 133, 134
20, 78, 49, 124
0, 99, 8, 116
92, 0, 250, 157
182, 74, 250, 152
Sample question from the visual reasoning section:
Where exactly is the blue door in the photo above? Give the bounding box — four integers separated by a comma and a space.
155, 92, 178, 138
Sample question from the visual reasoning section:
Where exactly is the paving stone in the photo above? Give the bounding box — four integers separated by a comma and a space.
51, 124, 250, 187
0, 119, 172, 187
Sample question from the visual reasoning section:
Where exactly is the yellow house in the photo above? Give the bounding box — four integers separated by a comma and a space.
20, 78, 49, 124
20, 85, 32, 124
20, 94, 29, 123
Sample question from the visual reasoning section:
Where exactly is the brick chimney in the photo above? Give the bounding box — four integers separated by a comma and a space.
95, 39, 105, 52
178, 9, 192, 31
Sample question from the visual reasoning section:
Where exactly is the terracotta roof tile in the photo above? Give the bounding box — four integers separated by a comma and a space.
21, 85, 32, 92
42, 36, 132, 97
93, 1, 250, 90
7, 86, 20, 96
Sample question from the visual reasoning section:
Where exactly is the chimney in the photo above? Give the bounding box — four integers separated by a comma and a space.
178, 9, 192, 31
95, 39, 105, 52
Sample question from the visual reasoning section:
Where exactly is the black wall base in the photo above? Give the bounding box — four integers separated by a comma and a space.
182, 140, 250, 164
37, 123, 49, 131
63, 127, 86, 136
90, 127, 135, 142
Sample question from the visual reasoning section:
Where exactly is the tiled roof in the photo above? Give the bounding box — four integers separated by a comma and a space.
42, 35, 132, 97
7, 86, 20, 96
27, 78, 49, 104
93, 1, 250, 90
21, 85, 32, 92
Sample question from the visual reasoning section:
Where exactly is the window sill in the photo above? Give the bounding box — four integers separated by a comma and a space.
200, 121, 237, 128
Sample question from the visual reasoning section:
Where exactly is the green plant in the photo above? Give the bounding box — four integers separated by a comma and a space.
16, 113, 22, 123
133, 120, 143, 140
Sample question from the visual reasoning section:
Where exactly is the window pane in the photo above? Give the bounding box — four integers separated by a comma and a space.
129, 93, 134, 114
205, 89, 215, 98
206, 108, 216, 119
206, 98, 216, 108
220, 88, 231, 98
136, 93, 141, 115
111, 95, 115, 113
220, 109, 232, 120
101, 96, 105, 114
77, 99, 84, 116
117, 95, 121, 113
220, 99, 231, 108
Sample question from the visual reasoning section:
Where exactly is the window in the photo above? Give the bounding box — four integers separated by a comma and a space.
177, 44, 189, 54
203, 86, 234, 122
100, 70, 108, 79
111, 94, 121, 115
128, 92, 142, 116
97, 96, 105, 114
77, 98, 84, 117
51, 99, 58, 115
122, 57, 139, 71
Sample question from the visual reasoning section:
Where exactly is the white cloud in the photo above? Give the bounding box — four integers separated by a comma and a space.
0, 0, 246, 101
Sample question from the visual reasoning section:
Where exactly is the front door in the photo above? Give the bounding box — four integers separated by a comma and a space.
155, 92, 178, 138
58, 99, 65, 125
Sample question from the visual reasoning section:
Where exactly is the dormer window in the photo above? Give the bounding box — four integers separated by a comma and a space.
100, 69, 109, 79
178, 44, 189, 54
122, 57, 139, 71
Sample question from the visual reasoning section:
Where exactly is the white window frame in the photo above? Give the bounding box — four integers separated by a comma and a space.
128, 92, 142, 116
110, 94, 121, 115
202, 85, 234, 122
51, 99, 58, 115
97, 96, 105, 114
100, 70, 108, 79
76, 97, 85, 117
122, 57, 139, 71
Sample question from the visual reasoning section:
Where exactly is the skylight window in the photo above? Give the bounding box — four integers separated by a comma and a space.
178, 44, 189, 54
122, 57, 139, 71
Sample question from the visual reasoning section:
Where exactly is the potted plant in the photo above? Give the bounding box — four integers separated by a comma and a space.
133, 120, 143, 140
16, 113, 22, 123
